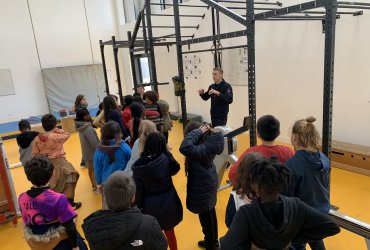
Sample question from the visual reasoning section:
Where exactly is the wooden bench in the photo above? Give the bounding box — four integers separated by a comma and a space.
60, 116, 76, 133
329, 140, 370, 176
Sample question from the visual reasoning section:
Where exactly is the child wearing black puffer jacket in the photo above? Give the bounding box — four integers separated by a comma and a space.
179, 122, 224, 250
132, 132, 183, 250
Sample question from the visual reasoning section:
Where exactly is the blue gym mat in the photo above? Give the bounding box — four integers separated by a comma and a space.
0, 107, 98, 140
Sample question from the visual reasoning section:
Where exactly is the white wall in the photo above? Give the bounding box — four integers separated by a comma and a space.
0, 0, 49, 123
0, 0, 120, 123
119, 0, 370, 146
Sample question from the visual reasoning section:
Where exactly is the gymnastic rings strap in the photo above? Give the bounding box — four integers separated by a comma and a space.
210, 42, 223, 55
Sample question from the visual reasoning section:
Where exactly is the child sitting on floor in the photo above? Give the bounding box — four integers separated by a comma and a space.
32, 114, 81, 209
16, 119, 39, 166
19, 156, 87, 250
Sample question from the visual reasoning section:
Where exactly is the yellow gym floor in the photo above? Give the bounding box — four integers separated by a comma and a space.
1, 122, 369, 249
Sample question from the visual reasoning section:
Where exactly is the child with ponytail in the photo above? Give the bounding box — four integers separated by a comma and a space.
285, 116, 331, 250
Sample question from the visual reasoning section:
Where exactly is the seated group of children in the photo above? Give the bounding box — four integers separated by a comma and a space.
16, 113, 341, 250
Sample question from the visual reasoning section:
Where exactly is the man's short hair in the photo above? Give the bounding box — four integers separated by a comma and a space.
41, 114, 57, 132
136, 84, 144, 89
257, 115, 280, 142
103, 172, 136, 211
18, 119, 31, 132
213, 67, 223, 74
24, 156, 54, 186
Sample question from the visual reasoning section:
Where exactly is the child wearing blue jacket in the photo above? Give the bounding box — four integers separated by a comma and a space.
284, 116, 331, 250
94, 121, 131, 208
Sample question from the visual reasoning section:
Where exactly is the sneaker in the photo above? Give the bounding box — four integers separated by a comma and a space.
92, 187, 100, 194
80, 160, 86, 168
72, 202, 82, 210
198, 240, 220, 248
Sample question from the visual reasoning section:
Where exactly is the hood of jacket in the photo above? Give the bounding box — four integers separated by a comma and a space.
37, 133, 50, 143
17, 131, 39, 149
75, 121, 91, 132
82, 208, 143, 250
132, 153, 168, 179
295, 150, 331, 171
96, 139, 122, 154
251, 195, 297, 238
202, 132, 224, 165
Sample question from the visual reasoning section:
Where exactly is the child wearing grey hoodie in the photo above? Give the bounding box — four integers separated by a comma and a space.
75, 109, 99, 192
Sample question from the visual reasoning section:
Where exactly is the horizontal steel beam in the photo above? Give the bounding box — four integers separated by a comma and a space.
200, 0, 247, 26
217, 0, 282, 6
299, 10, 363, 15
150, 3, 209, 8
181, 30, 247, 46
150, 14, 206, 18
254, 0, 326, 20
117, 42, 176, 48
182, 44, 247, 54
228, 6, 278, 10
100, 40, 113, 46
338, 5, 370, 9
140, 25, 199, 29
154, 34, 195, 39
338, 1, 370, 7
260, 18, 324, 21
267, 15, 327, 18
136, 82, 170, 87
261, 14, 341, 21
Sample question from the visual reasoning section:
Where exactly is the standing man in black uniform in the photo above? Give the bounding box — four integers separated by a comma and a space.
198, 68, 233, 127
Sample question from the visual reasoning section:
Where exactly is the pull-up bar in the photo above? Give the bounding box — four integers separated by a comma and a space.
227, 6, 278, 10
338, 5, 370, 9
217, 0, 282, 6
154, 34, 195, 39
254, 0, 326, 20
300, 10, 363, 16
150, 3, 209, 8
181, 30, 247, 46
140, 25, 200, 29
200, 0, 246, 26
182, 44, 247, 54
150, 13, 206, 18
116, 42, 176, 49
260, 18, 329, 21
338, 1, 370, 6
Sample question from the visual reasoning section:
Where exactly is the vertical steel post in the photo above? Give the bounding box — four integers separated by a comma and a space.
99, 40, 110, 95
322, 0, 338, 158
141, 10, 149, 54
246, 0, 257, 146
145, 0, 159, 92
173, 0, 188, 130
128, 32, 138, 91
211, 8, 219, 67
112, 36, 124, 105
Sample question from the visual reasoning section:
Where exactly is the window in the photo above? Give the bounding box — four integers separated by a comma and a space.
140, 57, 151, 84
